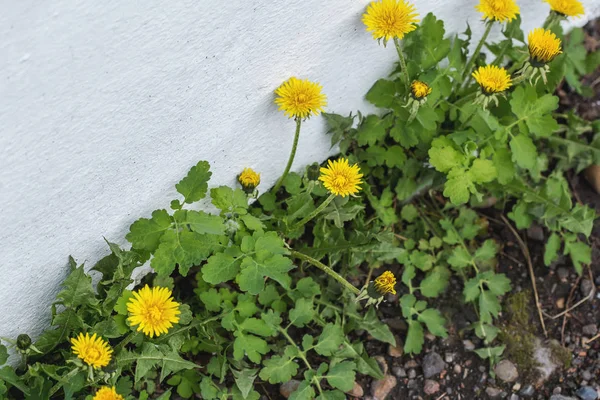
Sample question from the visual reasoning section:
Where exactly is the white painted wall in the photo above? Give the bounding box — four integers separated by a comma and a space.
1, 0, 599, 347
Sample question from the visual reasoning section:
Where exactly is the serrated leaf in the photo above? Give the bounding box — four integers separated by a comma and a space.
510, 86, 559, 137
126, 209, 173, 252
544, 233, 561, 266
358, 308, 396, 346
232, 368, 257, 399
479, 290, 501, 324
237, 254, 293, 295
314, 324, 344, 356
152, 230, 218, 276
443, 168, 475, 205
463, 277, 481, 302
420, 266, 450, 298
470, 159, 497, 184
176, 161, 211, 204
233, 332, 269, 363
493, 148, 515, 184
404, 320, 424, 354
510, 134, 537, 170
356, 114, 393, 146
418, 308, 448, 338
289, 298, 314, 328
259, 349, 299, 384
366, 79, 398, 108
448, 246, 472, 270
474, 239, 497, 262
428, 145, 465, 173
202, 247, 242, 285
180, 210, 225, 235
326, 361, 355, 391
211, 186, 248, 214
289, 381, 315, 400
564, 239, 591, 275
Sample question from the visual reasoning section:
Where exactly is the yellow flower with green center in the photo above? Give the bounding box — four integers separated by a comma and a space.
475, 0, 520, 22
127, 285, 181, 338
319, 158, 363, 197
374, 271, 397, 295
472, 65, 512, 94
528, 28, 562, 64
274, 77, 327, 119
238, 168, 260, 192
411, 80, 432, 99
70, 333, 112, 369
544, 0, 584, 17
93, 387, 124, 400
363, 0, 420, 43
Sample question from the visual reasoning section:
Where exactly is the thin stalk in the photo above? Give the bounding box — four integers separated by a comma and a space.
292, 193, 336, 230
394, 38, 410, 87
273, 118, 302, 193
290, 250, 360, 295
459, 21, 494, 91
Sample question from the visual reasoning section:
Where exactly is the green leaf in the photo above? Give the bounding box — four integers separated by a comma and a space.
448, 246, 472, 270
323, 198, 364, 228
289, 381, 315, 400
510, 134, 537, 170
314, 324, 344, 356
56, 264, 97, 309
444, 168, 475, 205
202, 247, 242, 285
544, 233, 562, 266
126, 209, 173, 252
357, 308, 396, 346
0, 366, 30, 396
323, 112, 354, 148
180, 210, 225, 235
152, 230, 218, 276
237, 254, 293, 295
463, 277, 481, 302
316, 390, 346, 400
233, 332, 269, 363
401, 204, 418, 222
564, 239, 591, 275
117, 343, 198, 383
366, 79, 398, 108
493, 148, 515, 184
211, 186, 248, 214
289, 298, 314, 328
428, 145, 465, 173
420, 266, 450, 298
295, 277, 321, 298
326, 361, 356, 391
356, 114, 393, 146
259, 347, 300, 384
232, 368, 257, 399
479, 290, 501, 324
404, 320, 424, 355
418, 308, 448, 338
510, 86, 559, 137
0, 344, 7, 366
508, 201, 533, 229
199, 288, 222, 312
474, 239, 497, 262
176, 161, 211, 204
470, 159, 497, 183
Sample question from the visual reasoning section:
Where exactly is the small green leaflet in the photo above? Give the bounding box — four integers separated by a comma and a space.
544, 233, 561, 266
314, 324, 344, 356
259, 346, 299, 384
325, 361, 356, 391
176, 161, 211, 204
510, 134, 537, 170
126, 209, 172, 252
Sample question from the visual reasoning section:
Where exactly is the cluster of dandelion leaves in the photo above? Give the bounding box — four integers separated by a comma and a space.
1, 0, 599, 398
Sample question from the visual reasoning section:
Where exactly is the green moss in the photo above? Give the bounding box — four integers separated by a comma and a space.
549, 339, 572, 369
498, 291, 542, 381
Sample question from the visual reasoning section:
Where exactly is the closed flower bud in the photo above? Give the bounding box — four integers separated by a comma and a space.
238, 168, 260, 194
307, 163, 320, 181
16, 334, 32, 351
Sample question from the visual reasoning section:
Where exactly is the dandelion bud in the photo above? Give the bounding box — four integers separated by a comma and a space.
16, 334, 31, 351
238, 168, 260, 194
307, 163, 320, 181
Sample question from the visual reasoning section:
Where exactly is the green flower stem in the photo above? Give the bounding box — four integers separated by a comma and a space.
393, 38, 410, 88
459, 21, 494, 90
511, 74, 527, 85
273, 118, 302, 193
290, 250, 360, 295
292, 193, 336, 230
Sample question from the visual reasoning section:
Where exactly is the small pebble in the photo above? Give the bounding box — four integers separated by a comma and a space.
392, 367, 406, 378
581, 280, 595, 297
463, 340, 475, 351
453, 364, 462, 374
576, 386, 598, 400
486, 387, 504, 398
346, 382, 364, 398
374, 356, 388, 376
495, 359, 519, 383
371, 375, 397, 400
582, 324, 598, 336
422, 352, 446, 378
408, 369, 417, 379
510, 394, 520, 400
519, 384, 535, 397
556, 298, 565, 309
445, 352, 455, 363
557, 267, 569, 281
423, 379, 440, 395
280, 380, 301, 398
387, 343, 403, 358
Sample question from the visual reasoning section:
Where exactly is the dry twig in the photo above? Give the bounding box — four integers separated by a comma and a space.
500, 215, 548, 337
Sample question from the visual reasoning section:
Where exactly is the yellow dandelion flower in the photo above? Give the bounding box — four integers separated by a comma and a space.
374, 271, 397, 295
528, 28, 562, 64
319, 158, 363, 197
544, 0, 585, 17
411, 80, 432, 99
70, 333, 112, 369
238, 168, 260, 192
476, 0, 520, 22
274, 77, 327, 119
93, 387, 124, 400
472, 65, 512, 94
127, 285, 181, 338
363, 0, 420, 42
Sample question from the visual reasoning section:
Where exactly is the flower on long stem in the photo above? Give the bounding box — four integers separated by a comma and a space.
362, 0, 420, 44
544, 0, 584, 18
475, 0, 520, 22
517, 28, 562, 85
274, 77, 326, 120
70, 333, 112, 369
127, 285, 181, 338
93, 387, 124, 400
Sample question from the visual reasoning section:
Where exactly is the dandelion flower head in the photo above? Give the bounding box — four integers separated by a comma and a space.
363, 0, 420, 42
127, 285, 181, 338
544, 0, 584, 17
374, 271, 397, 295
476, 0, 520, 22
528, 28, 562, 64
411, 80, 432, 99
319, 158, 363, 197
93, 387, 124, 400
238, 168, 260, 190
275, 77, 327, 119
71, 333, 112, 369
472, 65, 512, 94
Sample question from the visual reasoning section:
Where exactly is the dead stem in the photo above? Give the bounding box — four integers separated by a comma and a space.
500, 215, 548, 337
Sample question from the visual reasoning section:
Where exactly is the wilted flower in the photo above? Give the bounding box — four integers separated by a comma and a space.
374, 271, 397, 295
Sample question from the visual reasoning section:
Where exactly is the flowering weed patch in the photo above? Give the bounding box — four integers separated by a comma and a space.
0, 0, 599, 398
